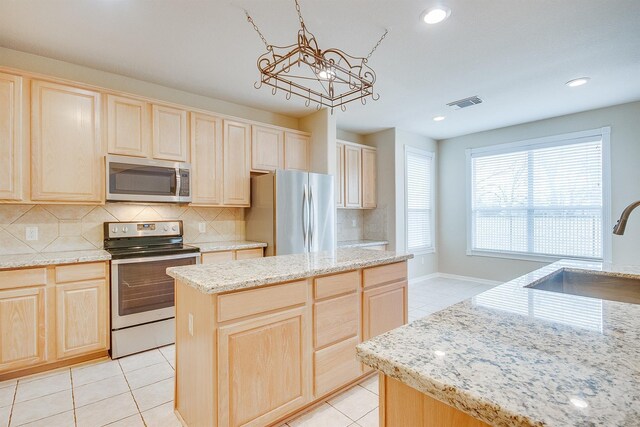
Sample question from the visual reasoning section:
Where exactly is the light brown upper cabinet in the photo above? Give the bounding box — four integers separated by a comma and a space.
223, 120, 251, 206
362, 148, 377, 208
152, 104, 188, 162
191, 113, 223, 205
336, 144, 345, 207
106, 94, 150, 158
344, 144, 362, 208
251, 125, 284, 172
284, 132, 310, 171
0, 72, 23, 201
31, 80, 103, 203
337, 141, 377, 209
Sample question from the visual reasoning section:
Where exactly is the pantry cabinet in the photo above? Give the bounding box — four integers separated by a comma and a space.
152, 104, 189, 162
106, 94, 150, 158
31, 80, 103, 203
190, 113, 223, 205
337, 141, 377, 209
223, 120, 251, 206
0, 72, 24, 201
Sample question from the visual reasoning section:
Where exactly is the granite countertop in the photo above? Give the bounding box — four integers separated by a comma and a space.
0, 250, 112, 269
337, 239, 389, 249
167, 247, 413, 294
356, 260, 640, 427
188, 240, 267, 252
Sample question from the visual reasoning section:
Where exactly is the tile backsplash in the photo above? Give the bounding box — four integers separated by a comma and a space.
337, 206, 388, 243
0, 204, 245, 255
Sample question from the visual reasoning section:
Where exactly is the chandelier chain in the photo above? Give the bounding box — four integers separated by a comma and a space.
294, 0, 305, 29
245, 10, 270, 50
366, 29, 389, 60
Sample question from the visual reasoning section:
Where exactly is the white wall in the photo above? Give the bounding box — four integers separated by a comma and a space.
0, 46, 298, 128
438, 101, 640, 282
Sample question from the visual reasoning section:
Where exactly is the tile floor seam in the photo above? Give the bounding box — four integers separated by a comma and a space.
324, 399, 359, 423
117, 358, 148, 427
70, 368, 78, 427
11, 406, 71, 427
354, 406, 378, 425
6, 382, 17, 427
72, 390, 130, 410
121, 360, 168, 376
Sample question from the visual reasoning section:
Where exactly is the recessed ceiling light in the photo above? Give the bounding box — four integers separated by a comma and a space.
566, 77, 590, 87
433, 115, 446, 121
422, 7, 451, 24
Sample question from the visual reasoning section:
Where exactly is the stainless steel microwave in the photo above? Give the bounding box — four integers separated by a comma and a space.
106, 155, 192, 203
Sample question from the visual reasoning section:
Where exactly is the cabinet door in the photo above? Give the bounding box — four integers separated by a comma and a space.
218, 307, 310, 427
284, 132, 310, 172
344, 145, 362, 208
0, 287, 46, 373
362, 148, 377, 208
56, 280, 108, 359
362, 281, 407, 340
336, 144, 345, 207
235, 248, 263, 260
223, 120, 251, 206
0, 73, 23, 201
251, 125, 283, 172
152, 104, 188, 161
107, 94, 150, 157
201, 251, 234, 264
31, 80, 102, 202
314, 336, 361, 397
191, 113, 223, 205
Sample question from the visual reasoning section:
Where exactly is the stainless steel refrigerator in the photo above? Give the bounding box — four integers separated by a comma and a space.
246, 170, 335, 256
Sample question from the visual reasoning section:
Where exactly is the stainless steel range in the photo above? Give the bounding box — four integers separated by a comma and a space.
104, 220, 200, 358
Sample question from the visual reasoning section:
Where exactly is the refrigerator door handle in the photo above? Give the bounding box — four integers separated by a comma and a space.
309, 185, 314, 249
302, 184, 309, 251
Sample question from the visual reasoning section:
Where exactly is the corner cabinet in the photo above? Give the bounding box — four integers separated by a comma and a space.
223, 120, 251, 206
0, 72, 24, 201
337, 140, 377, 209
31, 80, 103, 203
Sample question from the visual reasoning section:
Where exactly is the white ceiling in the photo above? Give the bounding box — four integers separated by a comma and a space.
1, 0, 639, 139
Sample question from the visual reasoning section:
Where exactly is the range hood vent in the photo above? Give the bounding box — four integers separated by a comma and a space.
447, 96, 483, 110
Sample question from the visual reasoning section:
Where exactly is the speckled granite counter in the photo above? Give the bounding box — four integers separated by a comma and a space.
0, 250, 111, 269
337, 239, 388, 249
356, 260, 640, 427
188, 240, 267, 252
168, 248, 412, 294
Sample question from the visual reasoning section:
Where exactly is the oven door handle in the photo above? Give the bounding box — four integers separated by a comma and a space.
110, 252, 201, 265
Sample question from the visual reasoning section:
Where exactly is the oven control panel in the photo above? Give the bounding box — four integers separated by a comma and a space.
105, 221, 182, 238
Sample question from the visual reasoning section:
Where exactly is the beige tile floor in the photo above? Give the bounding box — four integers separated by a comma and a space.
0, 277, 493, 427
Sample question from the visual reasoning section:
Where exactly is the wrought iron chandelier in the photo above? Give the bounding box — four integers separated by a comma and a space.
245, 0, 388, 112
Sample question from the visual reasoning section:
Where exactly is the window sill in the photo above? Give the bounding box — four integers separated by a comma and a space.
408, 248, 435, 256
466, 249, 602, 264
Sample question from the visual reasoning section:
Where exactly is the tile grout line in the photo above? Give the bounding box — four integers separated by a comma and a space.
117, 359, 148, 427
7, 381, 17, 427
70, 368, 78, 427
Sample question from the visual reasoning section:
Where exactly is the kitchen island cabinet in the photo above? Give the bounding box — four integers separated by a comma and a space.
168, 248, 412, 427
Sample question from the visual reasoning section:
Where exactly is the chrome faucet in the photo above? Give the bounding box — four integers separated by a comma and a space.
613, 200, 640, 235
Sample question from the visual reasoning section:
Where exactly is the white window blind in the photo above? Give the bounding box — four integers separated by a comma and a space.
406, 148, 434, 252
468, 128, 610, 261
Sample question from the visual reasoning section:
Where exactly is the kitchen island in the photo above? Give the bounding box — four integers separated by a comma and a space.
167, 248, 413, 427
356, 260, 640, 427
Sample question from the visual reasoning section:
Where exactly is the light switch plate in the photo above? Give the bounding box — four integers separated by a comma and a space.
25, 227, 38, 241
198, 222, 207, 233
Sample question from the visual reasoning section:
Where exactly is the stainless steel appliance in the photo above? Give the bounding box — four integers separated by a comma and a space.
246, 170, 335, 256
106, 155, 192, 203
104, 220, 200, 358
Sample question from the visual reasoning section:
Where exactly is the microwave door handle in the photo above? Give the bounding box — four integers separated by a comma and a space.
175, 168, 181, 199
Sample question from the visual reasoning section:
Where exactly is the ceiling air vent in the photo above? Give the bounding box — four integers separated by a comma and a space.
447, 96, 483, 110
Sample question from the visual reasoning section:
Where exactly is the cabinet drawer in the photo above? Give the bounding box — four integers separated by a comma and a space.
55, 262, 107, 284
363, 262, 407, 289
314, 271, 359, 300
218, 280, 307, 323
314, 336, 361, 397
235, 248, 263, 260
201, 251, 234, 264
314, 293, 359, 348
0, 268, 47, 290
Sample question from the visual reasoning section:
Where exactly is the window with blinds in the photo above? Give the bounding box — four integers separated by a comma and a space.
467, 128, 610, 261
406, 147, 434, 252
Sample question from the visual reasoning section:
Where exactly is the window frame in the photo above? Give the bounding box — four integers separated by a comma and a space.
465, 127, 611, 263
405, 146, 435, 254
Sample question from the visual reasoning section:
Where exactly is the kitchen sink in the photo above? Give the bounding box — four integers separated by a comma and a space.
526, 269, 640, 304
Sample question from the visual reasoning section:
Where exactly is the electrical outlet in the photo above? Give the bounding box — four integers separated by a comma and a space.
25, 227, 38, 241
188, 313, 194, 336
198, 222, 206, 233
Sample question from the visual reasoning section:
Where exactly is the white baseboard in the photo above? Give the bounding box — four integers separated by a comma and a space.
409, 272, 501, 287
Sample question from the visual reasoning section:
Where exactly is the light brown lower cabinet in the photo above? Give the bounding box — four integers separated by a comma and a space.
174, 261, 408, 427
0, 262, 110, 378
380, 375, 490, 427
201, 247, 264, 264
